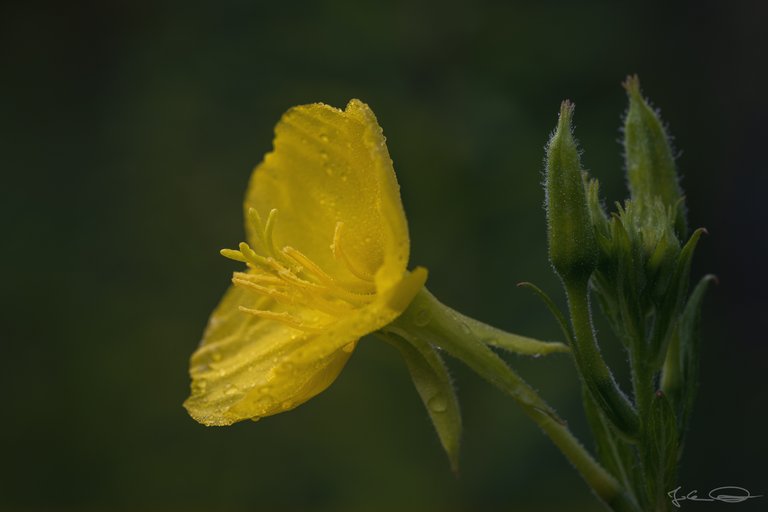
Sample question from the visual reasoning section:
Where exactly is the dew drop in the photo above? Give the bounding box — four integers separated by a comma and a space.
320, 150, 329, 160
320, 133, 329, 143
532, 353, 542, 359
224, 384, 239, 396
191, 379, 208, 393
281, 401, 294, 410
428, 394, 448, 413
254, 393, 275, 410
342, 342, 356, 353
324, 165, 334, 176
211, 351, 222, 362
413, 308, 431, 327
274, 361, 295, 375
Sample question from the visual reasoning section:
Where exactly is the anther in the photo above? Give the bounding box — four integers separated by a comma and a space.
220, 248, 247, 263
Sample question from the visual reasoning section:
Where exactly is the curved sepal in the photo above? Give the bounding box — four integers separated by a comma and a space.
378, 332, 462, 473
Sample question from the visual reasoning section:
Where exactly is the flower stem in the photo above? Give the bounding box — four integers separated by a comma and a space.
564, 279, 640, 439
385, 288, 639, 512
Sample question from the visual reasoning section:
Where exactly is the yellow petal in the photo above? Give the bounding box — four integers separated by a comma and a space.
184, 283, 352, 425
245, 99, 409, 291
184, 267, 427, 425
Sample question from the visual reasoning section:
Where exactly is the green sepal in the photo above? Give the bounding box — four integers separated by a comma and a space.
384, 288, 565, 424
642, 391, 679, 509
463, 314, 570, 356
378, 331, 463, 473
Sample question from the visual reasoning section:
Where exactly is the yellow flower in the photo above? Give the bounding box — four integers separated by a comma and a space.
184, 99, 428, 426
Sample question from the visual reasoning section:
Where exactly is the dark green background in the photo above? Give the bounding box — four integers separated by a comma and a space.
2, 1, 766, 510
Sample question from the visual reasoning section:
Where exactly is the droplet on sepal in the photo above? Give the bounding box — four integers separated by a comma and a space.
428, 394, 448, 413
413, 308, 431, 327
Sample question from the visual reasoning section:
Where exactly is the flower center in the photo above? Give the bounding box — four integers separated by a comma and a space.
221, 208, 376, 331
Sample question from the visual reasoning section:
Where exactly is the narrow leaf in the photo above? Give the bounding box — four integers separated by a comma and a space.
642, 391, 679, 509
678, 274, 716, 435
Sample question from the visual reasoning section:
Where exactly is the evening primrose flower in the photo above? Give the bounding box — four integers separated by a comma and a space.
184, 99, 428, 426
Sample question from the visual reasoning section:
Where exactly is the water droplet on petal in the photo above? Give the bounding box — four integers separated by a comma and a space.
320, 150, 329, 160
428, 394, 448, 413
281, 401, 294, 410
254, 393, 274, 410
191, 379, 208, 394
224, 384, 239, 396
342, 342, 356, 353
211, 351, 222, 362
320, 133, 329, 143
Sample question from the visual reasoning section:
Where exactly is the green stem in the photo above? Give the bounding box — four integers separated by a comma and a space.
385, 288, 639, 512
564, 279, 640, 439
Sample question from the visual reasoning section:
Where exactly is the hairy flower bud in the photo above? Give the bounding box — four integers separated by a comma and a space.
623, 75, 687, 238
545, 101, 598, 284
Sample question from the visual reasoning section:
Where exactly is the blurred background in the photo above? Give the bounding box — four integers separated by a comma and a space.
2, 0, 766, 510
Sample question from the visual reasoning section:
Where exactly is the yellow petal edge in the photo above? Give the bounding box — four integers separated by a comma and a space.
184, 100, 427, 426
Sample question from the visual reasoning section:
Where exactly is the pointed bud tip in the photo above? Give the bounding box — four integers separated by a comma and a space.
622, 74, 642, 98
558, 100, 575, 130
705, 273, 719, 286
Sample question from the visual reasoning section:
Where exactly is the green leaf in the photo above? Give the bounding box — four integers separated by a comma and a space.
677, 274, 716, 435
642, 391, 679, 509
378, 332, 463, 473
650, 228, 707, 368
582, 388, 638, 501
517, 281, 574, 346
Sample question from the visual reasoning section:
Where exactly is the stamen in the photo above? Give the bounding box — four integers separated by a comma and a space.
232, 276, 295, 304
263, 208, 279, 258
220, 248, 247, 263
264, 258, 325, 292
235, 272, 284, 287
282, 246, 335, 285
235, 272, 351, 315
238, 306, 322, 332
247, 208, 267, 252
332, 222, 375, 282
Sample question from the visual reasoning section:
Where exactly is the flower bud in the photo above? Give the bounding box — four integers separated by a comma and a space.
623, 75, 687, 237
545, 101, 598, 284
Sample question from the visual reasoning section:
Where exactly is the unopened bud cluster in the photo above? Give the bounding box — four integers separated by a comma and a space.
543, 76, 712, 511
